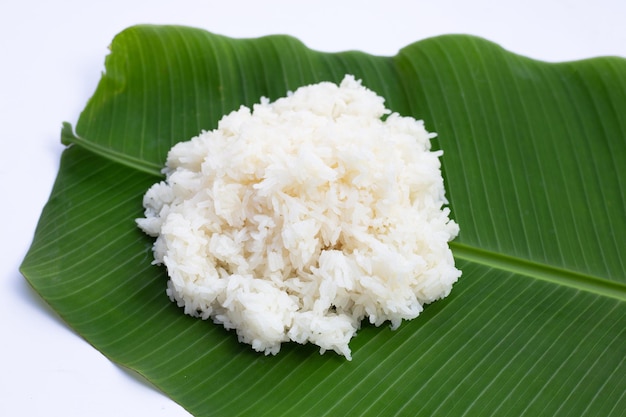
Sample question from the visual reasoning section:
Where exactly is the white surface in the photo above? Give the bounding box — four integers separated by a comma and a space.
1, 1, 624, 416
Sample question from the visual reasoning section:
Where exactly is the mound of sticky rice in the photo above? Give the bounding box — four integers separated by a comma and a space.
137, 75, 460, 360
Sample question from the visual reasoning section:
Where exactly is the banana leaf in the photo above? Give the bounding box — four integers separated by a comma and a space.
21, 25, 626, 417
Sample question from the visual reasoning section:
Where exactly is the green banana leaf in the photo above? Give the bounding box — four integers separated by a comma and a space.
21, 25, 626, 417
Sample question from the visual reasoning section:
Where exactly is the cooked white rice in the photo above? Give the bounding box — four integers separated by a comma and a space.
136, 75, 460, 360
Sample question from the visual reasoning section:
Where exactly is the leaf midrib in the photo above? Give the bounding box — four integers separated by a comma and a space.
451, 242, 626, 301
63, 123, 626, 304
61, 122, 164, 177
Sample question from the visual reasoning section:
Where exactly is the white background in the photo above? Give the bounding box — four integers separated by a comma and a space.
1, 1, 624, 416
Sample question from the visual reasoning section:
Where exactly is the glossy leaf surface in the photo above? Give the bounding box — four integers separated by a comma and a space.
22, 25, 626, 416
